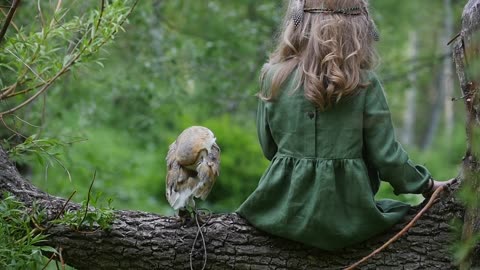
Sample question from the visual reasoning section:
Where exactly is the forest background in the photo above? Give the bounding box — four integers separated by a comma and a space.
0, 0, 468, 216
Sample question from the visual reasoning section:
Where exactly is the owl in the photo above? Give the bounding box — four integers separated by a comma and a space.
166, 126, 220, 216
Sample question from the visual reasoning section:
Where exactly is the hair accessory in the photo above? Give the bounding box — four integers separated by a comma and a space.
304, 7, 363, 16
369, 20, 380, 41
364, 7, 380, 41
290, 0, 380, 41
291, 0, 305, 28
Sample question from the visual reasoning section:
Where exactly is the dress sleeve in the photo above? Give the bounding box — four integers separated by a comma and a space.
363, 75, 431, 195
257, 99, 277, 161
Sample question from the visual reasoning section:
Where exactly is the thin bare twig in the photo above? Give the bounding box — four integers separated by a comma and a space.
31, 217, 46, 233
344, 185, 450, 270
190, 208, 212, 270
95, 0, 105, 31
1, 82, 44, 100
37, 0, 45, 27
0, 8, 22, 37
0, 115, 27, 139
41, 252, 57, 270
45, 190, 76, 231
0, 68, 69, 117
12, 114, 41, 128
38, 92, 47, 136
49, 0, 63, 28
79, 171, 97, 228
5, 48, 47, 83
54, 0, 63, 13
58, 247, 65, 270
0, 82, 17, 99
0, 0, 21, 46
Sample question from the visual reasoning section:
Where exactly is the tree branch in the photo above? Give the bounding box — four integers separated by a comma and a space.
0, 0, 21, 46
0, 147, 474, 270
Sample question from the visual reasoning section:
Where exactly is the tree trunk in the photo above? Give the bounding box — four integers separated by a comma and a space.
452, 0, 480, 269
443, 0, 455, 139
2, 1, 480, 269
402, 31, 419, 146
421, 0, 455, 150
0, 146, 474, 269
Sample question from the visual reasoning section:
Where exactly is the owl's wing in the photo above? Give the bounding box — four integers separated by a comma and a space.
194, 142, 220, 200
167, 169, 197, 210
208, 142, 221, 177
165, 140, 177, 201
166, 140, 177, 169
166, 140, 199, 210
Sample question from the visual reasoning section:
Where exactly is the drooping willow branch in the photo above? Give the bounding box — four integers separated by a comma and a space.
0, 0, 139, 117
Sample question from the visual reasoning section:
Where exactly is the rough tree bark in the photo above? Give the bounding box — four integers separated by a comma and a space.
0, 146, 472, 270
2, 1, 480, 269
453, 0, 480, 268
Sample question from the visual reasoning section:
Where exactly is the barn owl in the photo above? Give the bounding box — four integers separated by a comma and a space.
166, 126, 220, 217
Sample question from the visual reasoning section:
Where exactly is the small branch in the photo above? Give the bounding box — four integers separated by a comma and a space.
41, 252, 57, 270
0, 68, 69, 117
0, 115, 27, 139
58, 247, 65, 270
0, 0, 138, 116
0, 0, 21, 46
37, 0, 45, 27
1, 83, 41, 99
95, 0, 105, 32
0, 143, 467, 269
345, 185, 449, 270
6, 48, 47, 83
0, 82, 17, 100
0, 8, 21, 34
79, 171, 96, 228
44, 191, 77, 232
54, 0, 63, 13
448, 32, 461, 45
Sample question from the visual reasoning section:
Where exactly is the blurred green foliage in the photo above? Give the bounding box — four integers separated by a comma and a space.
0, 0, 468, 216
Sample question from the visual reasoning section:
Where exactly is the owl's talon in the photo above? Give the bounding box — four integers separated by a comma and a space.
193, 210, 209, 225
177, 208, 194, 226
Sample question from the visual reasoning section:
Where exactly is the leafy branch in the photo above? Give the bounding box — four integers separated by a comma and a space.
0, 0, 138, 118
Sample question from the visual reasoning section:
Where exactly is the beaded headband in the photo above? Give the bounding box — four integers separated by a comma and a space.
303, 7, 363, 15
291, 0, 380, 41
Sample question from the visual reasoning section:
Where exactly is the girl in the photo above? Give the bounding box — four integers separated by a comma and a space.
237, 0, 454, 251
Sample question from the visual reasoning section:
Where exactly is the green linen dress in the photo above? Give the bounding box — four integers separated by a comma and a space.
236, 71, 431, 251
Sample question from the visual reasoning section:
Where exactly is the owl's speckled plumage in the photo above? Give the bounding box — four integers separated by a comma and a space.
165, 126, 220, 211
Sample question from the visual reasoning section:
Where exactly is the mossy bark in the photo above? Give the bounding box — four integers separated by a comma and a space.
0, 146, 472, 269
453, 0, 480, 268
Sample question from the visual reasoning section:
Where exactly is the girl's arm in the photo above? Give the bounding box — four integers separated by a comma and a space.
257, 99, 277, 161
363, 76, 431, 195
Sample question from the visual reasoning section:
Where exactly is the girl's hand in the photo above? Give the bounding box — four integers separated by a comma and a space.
423, 178, 457, 198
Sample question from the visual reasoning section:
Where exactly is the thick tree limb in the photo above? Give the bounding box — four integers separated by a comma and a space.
0, 147, 474, 270
453, 0, 480, 268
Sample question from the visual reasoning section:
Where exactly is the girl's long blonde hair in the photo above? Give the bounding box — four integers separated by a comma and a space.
260, 0, 378, 110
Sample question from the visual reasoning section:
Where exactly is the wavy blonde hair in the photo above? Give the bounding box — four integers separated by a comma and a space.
260, 0, 378, 110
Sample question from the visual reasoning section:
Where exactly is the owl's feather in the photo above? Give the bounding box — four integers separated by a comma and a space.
165, 126, 220, 211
